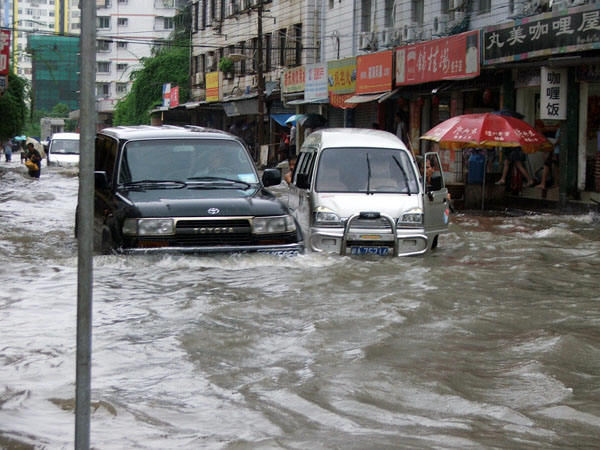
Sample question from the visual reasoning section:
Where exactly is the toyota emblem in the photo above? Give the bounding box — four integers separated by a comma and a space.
207, 208, 220, 215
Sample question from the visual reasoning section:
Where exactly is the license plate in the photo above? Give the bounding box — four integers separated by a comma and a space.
257, 250, 299, 257
350, 246, 391, 256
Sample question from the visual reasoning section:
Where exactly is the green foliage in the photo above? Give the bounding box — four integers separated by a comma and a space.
22, 109, 47, 138
113, 5, 191, 126
0, 72, 28, 141
218, 57, 234, 73
50, 103, 70, 117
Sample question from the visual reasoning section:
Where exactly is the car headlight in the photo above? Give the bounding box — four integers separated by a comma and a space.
123, 218, 175, 236
314, 207, 342, 226
397, 209, 423, 227
253, 215, 296, 234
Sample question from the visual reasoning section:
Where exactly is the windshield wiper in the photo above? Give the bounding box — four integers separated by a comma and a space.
187, 176, 252, 190
122, 179, 187, 189
366, 154, 372, 195
392, 156, 412, 196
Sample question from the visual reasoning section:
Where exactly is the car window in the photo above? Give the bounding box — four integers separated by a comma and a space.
117, 138, 258, 184
315, 147, 419, 194
95, 134, 118, 183
50, 139, 79, 154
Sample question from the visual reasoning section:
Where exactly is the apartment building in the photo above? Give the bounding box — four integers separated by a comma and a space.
95, 0, 185, 124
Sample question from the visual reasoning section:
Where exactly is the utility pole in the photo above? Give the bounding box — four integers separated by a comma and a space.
256, 0, 265, 160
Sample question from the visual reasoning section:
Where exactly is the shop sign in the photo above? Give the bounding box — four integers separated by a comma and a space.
327, 57, 356, 95
356, 50, 393, 94
483, 4, 600, 65
515, 68, 541, 88
396, 31, 479, 86
540, 66, 567, 120
305, 63, 328, 101
206, 71, 221, 103
282, 66, 305, 94
1, 29, 9, 94
162, 83, 171, 108
328, 93, 357, 109
169, 86, 179, 108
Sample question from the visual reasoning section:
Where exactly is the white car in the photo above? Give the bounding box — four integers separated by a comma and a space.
286, 128, 449, 256
47, 132, 80, 166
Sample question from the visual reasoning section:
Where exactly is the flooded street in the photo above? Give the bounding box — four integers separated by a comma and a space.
1, 163, 599, 449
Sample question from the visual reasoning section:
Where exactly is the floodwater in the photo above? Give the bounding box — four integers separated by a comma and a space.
1, 162, 599, 449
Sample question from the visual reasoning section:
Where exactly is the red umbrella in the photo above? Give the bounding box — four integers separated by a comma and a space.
420, 113, 553, 153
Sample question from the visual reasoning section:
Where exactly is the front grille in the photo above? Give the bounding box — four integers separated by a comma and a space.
345, 217, 393, 229
173, 218, 252, 246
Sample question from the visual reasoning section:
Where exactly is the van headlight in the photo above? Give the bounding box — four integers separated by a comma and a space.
123, 218, 175, 236
253, 215, 296, 234
314, 207, 342, 226
397, 209, 423, 227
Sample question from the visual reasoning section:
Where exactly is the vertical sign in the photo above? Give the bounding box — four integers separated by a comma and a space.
305, 63, 328, 101
162, 83, 171, 107
0, 29, 10, 94
169, 85, 179, 108
205, 71, 220, 102
540, 66, 567, 120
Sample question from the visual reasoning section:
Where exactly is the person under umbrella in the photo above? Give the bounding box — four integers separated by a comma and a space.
24, 142, 42, 178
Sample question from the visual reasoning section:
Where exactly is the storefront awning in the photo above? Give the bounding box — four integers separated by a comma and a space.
286, 98, 329, 105
271, 113, 294, 126
222, 96, 259, 117
344, 88, 400, 104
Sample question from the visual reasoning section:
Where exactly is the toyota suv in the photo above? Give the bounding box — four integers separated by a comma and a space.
89, 125, 304, 255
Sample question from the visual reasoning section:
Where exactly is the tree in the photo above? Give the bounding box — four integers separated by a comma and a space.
113, 6, 191, 125
0, 71, 28, 141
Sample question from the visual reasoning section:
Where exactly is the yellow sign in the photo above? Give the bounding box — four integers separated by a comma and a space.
206, 71, 221, 102
327, 57, 356, 95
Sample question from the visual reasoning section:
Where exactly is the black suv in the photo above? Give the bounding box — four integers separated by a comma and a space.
91, 125, 303, 255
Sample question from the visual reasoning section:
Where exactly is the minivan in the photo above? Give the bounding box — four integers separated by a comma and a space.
47, 132, 80, 166
286, 128, 449, 256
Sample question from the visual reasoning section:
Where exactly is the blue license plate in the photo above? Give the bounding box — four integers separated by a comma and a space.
350, 246, 391, 256
257, 250, 300, 257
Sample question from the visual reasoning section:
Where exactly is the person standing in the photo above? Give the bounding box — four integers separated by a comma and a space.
24, 142, 42, 178
289, 123, 297, 158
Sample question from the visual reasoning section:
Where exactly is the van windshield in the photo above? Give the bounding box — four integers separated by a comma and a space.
117, 139, 258, 185
315, 147, 419, 194
51, 139, 79, 155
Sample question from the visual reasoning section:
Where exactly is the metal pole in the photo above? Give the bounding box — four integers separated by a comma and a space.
75, 0, 96, 448
256, 0, 265, 160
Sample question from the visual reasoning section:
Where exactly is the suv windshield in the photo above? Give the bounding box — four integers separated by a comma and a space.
117, 138, 259, 185
315, 147, 419, 194
51, 139, 80, 155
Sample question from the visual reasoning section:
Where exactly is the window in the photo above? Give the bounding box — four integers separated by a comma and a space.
478, 0, 491, 14
117, 63, 128, 71
118, 17, 128, 26
98, 16, 110, 28
164, 17, 174, 29
411, 0, 424, 25
264, 33, 271, 72
71, 23, 80, 30
193, 2, 199, 32
96, 83, 110, 98
384, 0, 394, 28
360, 0, 371, 32
97, 61, 111, 73
278, 28, 286, 67
116, 83, 128, 94
294, 23, 302, 67
118, 0, 128, 3
97, 39, 110, 52
117, 41, 127, 48
201, 0, 207, 29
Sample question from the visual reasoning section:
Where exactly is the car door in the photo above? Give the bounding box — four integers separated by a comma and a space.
288, 149, 316, 231
422, 152, 449, 233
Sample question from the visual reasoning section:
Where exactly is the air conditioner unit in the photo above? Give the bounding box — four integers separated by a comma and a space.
380, 28, 395, 47
359, 31, 376, 50
434, 14, 448, 35
240, 0, 249, 9
403, 22, 419, 42
421, 27, 432, 41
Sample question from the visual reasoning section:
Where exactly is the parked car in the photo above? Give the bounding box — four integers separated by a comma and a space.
84, 125, 304, 255
286, 128, 449, 256
47, 132, 80, 166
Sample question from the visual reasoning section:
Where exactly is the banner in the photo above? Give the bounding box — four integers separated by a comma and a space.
305, 63, 328, 101
540, 67, 567, 120
356, 50, 393, 94
206, 71, 220, 102
169, 85, 179, 108
0, 29, 10, 94
396, 30, 479, 86
162, 83, 171, 108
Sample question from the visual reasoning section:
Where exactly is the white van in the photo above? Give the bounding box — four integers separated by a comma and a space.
47, 132, 80, 166
286, 128, 449, 256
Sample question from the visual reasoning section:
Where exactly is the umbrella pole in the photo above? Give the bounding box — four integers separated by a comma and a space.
481, 153, 486, 210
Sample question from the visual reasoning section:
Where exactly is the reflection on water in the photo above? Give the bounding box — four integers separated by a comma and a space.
1, 163, 599, 448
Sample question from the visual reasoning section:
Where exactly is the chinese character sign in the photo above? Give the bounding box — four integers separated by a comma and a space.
483, 5, 600, 65
356, 50, 393, 94
282, 66, 305, 94
540, 67, 567, 120
327, 57, 356, 95
396, 31, 479, 86
305, 63, 328, 101
162, 83, 171, 108
0, 29, 10, 77
206, 71, 221, 103
170, 86, 179, 108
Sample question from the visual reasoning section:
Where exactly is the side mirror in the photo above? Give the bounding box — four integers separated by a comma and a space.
94, 171, 109, 189
262, 168, 281, 187
296, 173, 310, 190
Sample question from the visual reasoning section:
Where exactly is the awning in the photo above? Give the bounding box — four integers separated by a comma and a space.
344, 88, 400, 104
271, 113, 294, 126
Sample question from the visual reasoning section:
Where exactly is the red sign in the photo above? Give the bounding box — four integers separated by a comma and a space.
0, 30, 11, 76
170, 85, 179, 108
356, 50, 393, 94
396, 31, 479, 86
